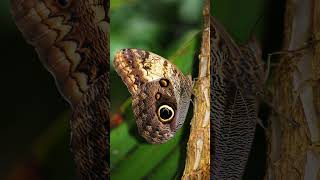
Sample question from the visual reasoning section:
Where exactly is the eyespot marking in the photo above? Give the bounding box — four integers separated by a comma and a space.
157, 104, 174, 123
159, 79, 169, 87
155, 93, 161, 100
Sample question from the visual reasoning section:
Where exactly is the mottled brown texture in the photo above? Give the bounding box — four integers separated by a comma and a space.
114, 49, 192, 144
210, 16, 266, 179
10, 0, 109, 105
132, 80, 178, 143
10, 0, 109, 179
71, 73, 109, 179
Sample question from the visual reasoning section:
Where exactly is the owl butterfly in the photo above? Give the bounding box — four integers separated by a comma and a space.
210, 16, 266, 179
10, 0, 109, 178
114, 49, 192, 144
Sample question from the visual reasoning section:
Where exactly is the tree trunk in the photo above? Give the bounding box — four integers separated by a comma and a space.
182, 0, 210, 179
265, 0, 320, 179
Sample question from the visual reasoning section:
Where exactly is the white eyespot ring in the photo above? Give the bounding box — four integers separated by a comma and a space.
157, 105, 175, 123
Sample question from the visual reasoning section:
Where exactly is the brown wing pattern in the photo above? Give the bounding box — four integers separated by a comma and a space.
10, 0, 109, 178
10, 0, 109, 105
131, 80, 178, 144
210, 16, 264, 179
114, 49, 192, 144
212, 80, 257, 179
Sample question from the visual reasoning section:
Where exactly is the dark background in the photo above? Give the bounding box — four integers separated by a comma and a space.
0, 0, 73, 180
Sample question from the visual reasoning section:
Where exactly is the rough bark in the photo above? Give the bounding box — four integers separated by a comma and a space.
265, 0, 320, 179
182, 0, 210, 179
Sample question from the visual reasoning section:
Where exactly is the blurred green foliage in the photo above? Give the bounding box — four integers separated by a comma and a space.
110, 0, 202, 179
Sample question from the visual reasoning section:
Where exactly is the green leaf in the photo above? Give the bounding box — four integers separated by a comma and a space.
148, 145, 183, 180
111, 130, 184, 180
167, 29, 201, 74
110, 122, 139, 169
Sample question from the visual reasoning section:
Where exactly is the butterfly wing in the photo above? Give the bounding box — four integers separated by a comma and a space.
212, 79, 258, 179
211, 16, 263, 179
114, 49, 192, 143
10, 0, 109, 105
11, 0, 110, 178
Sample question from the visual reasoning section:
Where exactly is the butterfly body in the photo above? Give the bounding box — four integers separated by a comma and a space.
210, 17, 265, 179
114, 49, 192, 144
